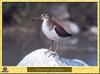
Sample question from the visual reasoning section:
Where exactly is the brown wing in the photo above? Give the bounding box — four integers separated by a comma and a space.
52, 21, 72, 37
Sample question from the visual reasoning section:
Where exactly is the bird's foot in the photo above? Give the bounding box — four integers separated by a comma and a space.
44, 49, 52, 55
44, 49, 59, 57
48, 51, 58, 57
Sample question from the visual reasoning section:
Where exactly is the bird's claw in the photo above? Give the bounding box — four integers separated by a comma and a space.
44, 49, 59, 57
48, 52, 57, 57
44, 49, 52, 55
47, 51, 58, 57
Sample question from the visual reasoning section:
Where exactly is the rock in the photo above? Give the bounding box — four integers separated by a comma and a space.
17, 48, 89, 66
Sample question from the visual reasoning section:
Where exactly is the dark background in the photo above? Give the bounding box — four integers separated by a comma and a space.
2, 2, 97, 66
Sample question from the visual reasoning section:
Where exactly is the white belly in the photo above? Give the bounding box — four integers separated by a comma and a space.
42, 21, 61, 42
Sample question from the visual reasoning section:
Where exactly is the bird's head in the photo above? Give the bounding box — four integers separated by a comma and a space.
32, 14, 51, 21
41, 14, 51, 20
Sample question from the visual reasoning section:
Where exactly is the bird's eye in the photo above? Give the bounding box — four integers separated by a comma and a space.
43, 14, 45, 16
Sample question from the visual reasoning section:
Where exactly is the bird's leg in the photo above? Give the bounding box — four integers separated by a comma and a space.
45, 40, 53, 54
55, 42, 59, 52
49, 40, 53, 51
59, 42, 63, 51
48, 42, 59, 57
54, 42, 59, 56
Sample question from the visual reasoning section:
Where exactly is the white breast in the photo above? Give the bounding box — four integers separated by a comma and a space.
41, 20, 61, 42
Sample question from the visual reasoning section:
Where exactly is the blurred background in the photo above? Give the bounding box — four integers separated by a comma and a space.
2, 2, 97, 66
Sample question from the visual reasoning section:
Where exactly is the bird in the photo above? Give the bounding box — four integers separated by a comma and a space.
33, 14, 72, 56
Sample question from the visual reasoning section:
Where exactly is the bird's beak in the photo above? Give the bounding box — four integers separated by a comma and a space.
32, 17, 42, 21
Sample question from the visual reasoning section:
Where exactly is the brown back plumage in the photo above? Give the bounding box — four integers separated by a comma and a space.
52, 20, 72, 37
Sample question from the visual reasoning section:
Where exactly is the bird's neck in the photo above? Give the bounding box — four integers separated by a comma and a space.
42, 18, 54, 30
43, 18, 52, 26
43, 18, 52, 22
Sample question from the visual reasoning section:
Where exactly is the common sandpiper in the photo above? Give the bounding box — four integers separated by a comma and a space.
33, 14, 72, 56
